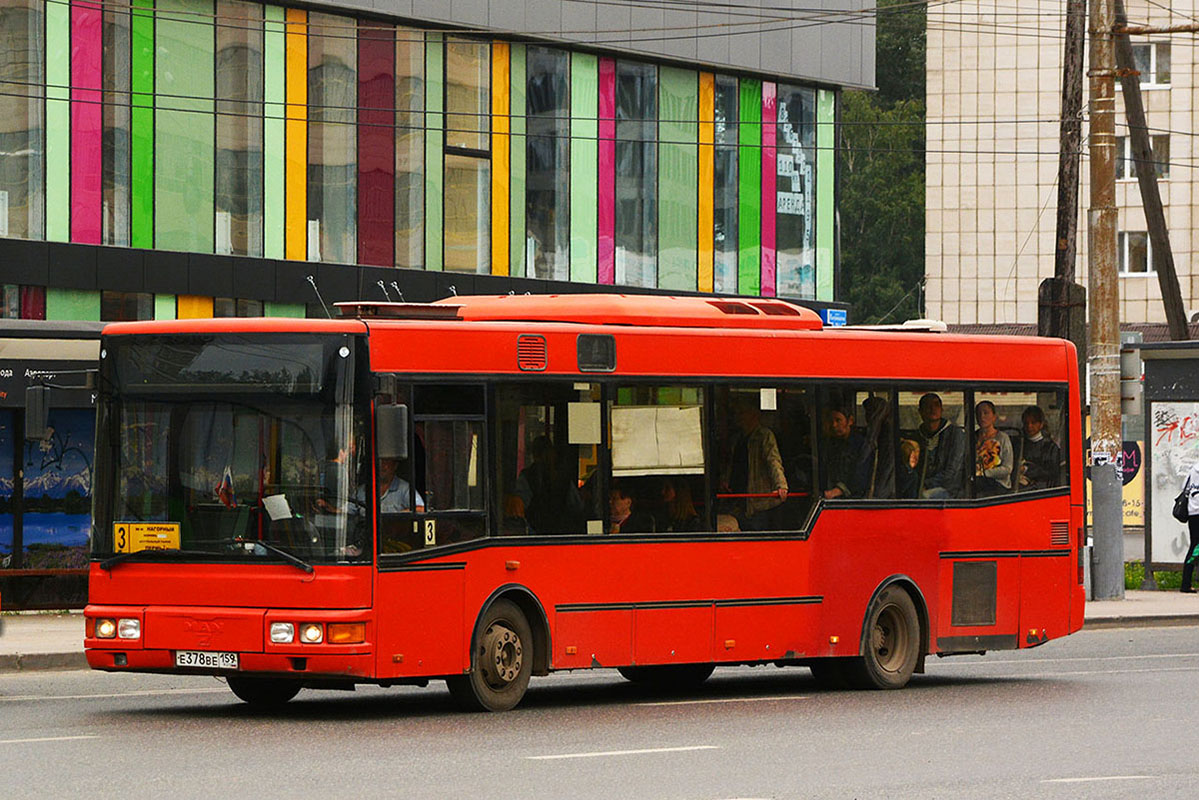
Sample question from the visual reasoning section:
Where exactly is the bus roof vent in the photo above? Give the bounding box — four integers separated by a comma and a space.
438, 294, 823, 331
516, 334, 548, 371
335, 301, 463, 320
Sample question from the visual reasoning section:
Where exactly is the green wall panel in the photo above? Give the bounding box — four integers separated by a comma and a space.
131, 0, 155, 248
508, 44, 527, 278
155, 0, 214, 253
264, 301, 305, 318
424, 34, 444, 272
658, 66, 698, 291
738, 79, 761, 296
569, 52, 598, 283
154, 294, 176, 319
816, 88, 835, 302
46, 289, 100, 321
45, 0, 70, 242
263, 5, 286, 261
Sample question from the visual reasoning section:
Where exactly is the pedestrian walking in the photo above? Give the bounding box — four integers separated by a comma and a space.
1181, 460, 1199, 593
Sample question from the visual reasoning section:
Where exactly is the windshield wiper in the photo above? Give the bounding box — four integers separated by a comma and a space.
98, 548, 223, 572
231, 538, 315, 574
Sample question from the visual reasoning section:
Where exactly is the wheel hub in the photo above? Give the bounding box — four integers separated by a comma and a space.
480, 622, 523, 689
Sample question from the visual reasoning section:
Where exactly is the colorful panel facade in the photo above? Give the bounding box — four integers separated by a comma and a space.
0, 0, 837, 304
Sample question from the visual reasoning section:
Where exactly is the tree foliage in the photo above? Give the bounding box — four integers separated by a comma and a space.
839, 0, 926, 324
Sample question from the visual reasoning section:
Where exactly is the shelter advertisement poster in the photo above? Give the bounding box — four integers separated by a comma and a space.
1148, 402, 1199, 564
1083, 418, 1144, 527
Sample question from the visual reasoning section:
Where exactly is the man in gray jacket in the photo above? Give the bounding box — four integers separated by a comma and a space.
916, 393, 966, 499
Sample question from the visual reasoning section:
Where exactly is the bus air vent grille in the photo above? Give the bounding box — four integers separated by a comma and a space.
1049, 521, 1070, 546
517, 334, 548, 371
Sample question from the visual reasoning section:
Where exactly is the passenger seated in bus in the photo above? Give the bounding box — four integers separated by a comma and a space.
974, 400, 1013, 497
897, 437, 921, 498
516, 435, 583, 534
609, 482, 655, 534
1018, 405, 1062, 491
822, 406, 870, 499
915, 393, 966, 499
655, 477, 701, 532
501, 494, 529, 535
723, 399, 788, 529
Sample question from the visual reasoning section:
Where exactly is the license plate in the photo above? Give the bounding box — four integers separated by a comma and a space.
175, 650, 239, 670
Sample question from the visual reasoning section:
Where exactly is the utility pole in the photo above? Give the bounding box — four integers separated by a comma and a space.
1043, 0, 1088, 415
1113, 0, 1188, 340
1088, 0, 1125, 600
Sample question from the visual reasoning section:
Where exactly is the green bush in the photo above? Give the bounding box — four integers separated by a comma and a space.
1125, 561, 1182, 590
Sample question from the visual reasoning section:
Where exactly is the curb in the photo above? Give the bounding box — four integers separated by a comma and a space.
1083, 614, 1199, 630
0, 652, 89, 673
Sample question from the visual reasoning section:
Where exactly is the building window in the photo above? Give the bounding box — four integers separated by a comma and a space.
713, 75, 739, 294
215, 0, 264, 257
615, 61, 657, 288
102, 3, 131, 246
0, 0, 45, 240
1119, 231, 1152, 275
776, 84, 817, 299
526, 47, 570, 281
214, 297, 264, 317
0, 285, 42, 319
395, 26, 424, 269
101, 291, 154, 321
308, 12, 357, 264
1116, 134, 1169, 180
1133, 42, 1170, 86
443, 38, 490, 273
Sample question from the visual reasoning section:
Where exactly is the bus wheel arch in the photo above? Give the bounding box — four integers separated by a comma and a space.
447, 585, 549, 712
847, 575, 928, 689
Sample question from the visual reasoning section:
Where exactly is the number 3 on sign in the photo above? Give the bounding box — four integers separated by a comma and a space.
424, 520, 436, 547
116, 524, 128, 552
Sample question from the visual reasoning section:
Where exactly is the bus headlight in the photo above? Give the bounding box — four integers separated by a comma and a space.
270, 622, 295, 644
96, 618, 117, 639
117, 618, 141, 639
300, 623, 323, 644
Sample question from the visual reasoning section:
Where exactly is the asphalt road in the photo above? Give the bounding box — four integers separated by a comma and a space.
2, 626, 1197, 799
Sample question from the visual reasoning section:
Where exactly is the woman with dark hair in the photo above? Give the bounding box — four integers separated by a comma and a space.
974, 400, 1013, 497
609, 482, 655, 534
658, 478, 701, 532
1018, 405, 1061, 491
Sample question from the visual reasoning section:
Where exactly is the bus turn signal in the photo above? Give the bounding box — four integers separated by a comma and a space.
327, 622, 366, 644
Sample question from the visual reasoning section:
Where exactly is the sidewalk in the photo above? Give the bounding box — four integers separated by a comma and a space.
3, 592, 1199, 673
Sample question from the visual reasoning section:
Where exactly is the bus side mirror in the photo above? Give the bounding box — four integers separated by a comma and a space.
25, 386, 49, 441
376, 403, 409, 461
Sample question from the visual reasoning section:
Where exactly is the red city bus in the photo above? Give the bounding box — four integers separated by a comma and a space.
84, 294, 1084, 710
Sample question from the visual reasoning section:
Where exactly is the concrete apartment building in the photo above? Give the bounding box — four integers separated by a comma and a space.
926, 0, 1194, 327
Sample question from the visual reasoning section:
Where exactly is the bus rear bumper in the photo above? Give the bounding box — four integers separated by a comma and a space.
85, 648, 375, 678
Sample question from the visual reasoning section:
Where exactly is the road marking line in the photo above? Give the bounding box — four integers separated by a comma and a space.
528, 745, 719, 761
932, 652, 1199, 667
637, 695, 808, 707
0, 687, 229, 702
935, 665, 1199, 679
0, 735, 99, 745
1042, 776, 1152, 784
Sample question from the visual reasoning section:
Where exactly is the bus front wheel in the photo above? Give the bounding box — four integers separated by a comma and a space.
226, 676, 302, 707
845, 585, 920, 690
447, 599, 533, 712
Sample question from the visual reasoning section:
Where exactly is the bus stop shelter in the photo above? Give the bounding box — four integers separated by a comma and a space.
1141, 342, 1199, 572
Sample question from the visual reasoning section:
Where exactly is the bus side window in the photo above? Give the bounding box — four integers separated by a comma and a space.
897, 389, 968, 500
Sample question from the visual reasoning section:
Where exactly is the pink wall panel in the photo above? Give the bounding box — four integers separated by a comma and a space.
597, 57, 616, 285
71, 1, 103, 243
760, 82, 776, 297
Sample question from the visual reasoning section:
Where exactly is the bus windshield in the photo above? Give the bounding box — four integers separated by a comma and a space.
92, 334, 370, 565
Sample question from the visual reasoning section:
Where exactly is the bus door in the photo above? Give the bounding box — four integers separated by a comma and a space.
373, 382, 486, 679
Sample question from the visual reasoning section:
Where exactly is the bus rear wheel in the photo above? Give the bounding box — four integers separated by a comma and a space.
447, 599, 533, 712
226, 676, 302, 707
845, 585, 920, 690
617, 663, 715, 687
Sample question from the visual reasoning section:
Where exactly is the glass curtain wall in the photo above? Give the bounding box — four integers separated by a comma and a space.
215, 0, 264, 257
307, 11, 357, 263
776, 84, 816, 298
102, 3, 131, 246
444, 38, 489, 273
525, 46, 570, 280
0, 0, 44, 240
713, 75, 738, 294
395, 26, 424, 268
614, 61, 656, 287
